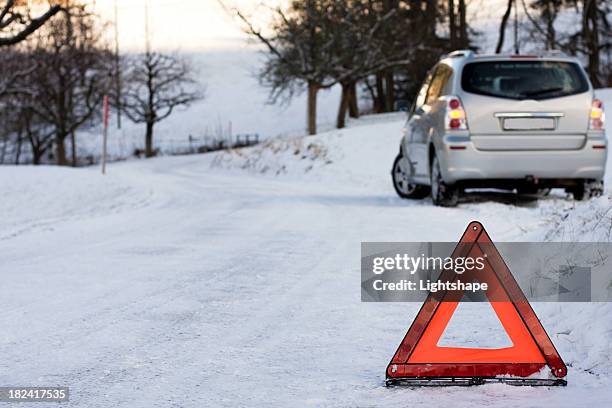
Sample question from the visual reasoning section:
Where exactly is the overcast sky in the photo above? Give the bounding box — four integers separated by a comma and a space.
93, 0, 281, 52
91, 0, 508, 53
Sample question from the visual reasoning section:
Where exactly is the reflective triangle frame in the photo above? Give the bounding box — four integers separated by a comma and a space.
386, 221, 567, 387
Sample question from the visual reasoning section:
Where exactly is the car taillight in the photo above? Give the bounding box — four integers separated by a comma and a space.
446, 97, 468, 130
589, 98, 605, 130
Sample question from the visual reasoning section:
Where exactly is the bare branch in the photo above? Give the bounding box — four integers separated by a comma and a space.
0, 3, 63, 47
121, 51, 203, 157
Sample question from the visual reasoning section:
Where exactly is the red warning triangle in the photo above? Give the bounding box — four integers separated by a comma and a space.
386, 221, 567, 386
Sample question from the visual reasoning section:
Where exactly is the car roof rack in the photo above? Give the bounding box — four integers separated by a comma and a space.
445, 50, 475, 59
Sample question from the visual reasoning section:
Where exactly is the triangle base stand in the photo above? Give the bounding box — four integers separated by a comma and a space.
385, 376, 567, 387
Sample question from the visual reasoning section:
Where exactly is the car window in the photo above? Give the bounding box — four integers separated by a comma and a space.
461, 61, 589, 100
412, 72, 433, 113
425, 64, 453, 105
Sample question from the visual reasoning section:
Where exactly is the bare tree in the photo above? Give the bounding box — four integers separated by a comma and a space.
0, 43, 55, 164
521, 0, 611, 87
447, 0, 470, 50
231, 0, 420, 133
366, 1, 457, 117
6, 71, 56, 165
22, 3, 112, 166
0, 0, 63, 47
0, 46, 34, 99
329, 1, 434, 127
518, 0, 563, 52
11, 105, 55, 164
231, 0, 337, 135
121, 52, 202, 158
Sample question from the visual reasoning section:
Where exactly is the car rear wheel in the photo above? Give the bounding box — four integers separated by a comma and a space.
431, 155, 458, 207
570, 180, 604, 201
392, 154, 430, 199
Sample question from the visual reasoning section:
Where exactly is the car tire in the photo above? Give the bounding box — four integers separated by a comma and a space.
392, 154, 430, 199
570, 180, 604, 201
430, 154, 458, 207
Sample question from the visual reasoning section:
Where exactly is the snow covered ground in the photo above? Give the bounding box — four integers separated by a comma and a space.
1, 92, 612, 407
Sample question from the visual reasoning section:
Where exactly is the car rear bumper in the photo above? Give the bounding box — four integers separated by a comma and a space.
438, 133, 607, 184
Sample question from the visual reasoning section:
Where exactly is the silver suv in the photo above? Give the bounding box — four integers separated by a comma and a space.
392, 50, 607, 206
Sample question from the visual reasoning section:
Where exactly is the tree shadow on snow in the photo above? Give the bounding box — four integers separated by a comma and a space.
460, 189, 568, 208
301, 193, 428, 208
296, 190, 570, 209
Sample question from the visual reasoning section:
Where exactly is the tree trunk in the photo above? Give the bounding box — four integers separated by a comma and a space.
513, 0, 519, 54
544, 1, 556, 49
15, 131, 23, 165
458, 0, 468, 48
32, 148, 42, 165
70, 130, 77, 167
0, 138, 6, 164
145, 121, 155, 157
55, 132, 68, 166
336, 83, 351, 129
375, 73, 386, 113
424, 0, 437, 41
364, 78, 378, 113
348, 82, 359, 118
384, 71, 395, 112
583, 0, 601, 87
307, 81, 318, 135
495, 0, 513, 53
449, 0, 457, 49
27, 134, 41, 165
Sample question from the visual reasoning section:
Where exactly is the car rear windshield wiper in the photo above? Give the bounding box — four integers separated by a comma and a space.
522, 87, 563, 97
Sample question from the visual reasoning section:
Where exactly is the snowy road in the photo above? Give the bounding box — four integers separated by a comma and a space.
1, 111, 612, 407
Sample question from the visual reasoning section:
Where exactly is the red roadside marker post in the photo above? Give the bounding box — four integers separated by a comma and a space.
386, 221, 567, 387
101, 94, 110, 175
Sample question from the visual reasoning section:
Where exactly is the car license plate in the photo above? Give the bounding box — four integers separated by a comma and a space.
503, 117, 555, 131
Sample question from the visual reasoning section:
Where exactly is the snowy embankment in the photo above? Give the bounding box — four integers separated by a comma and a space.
211, 112, 406, 188
0, 90, 611, 407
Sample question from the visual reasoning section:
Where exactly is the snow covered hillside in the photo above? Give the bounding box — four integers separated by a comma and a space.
1, 91, 612, 407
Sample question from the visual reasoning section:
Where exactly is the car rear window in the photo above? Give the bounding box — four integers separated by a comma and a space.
461, 61, 589, 100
